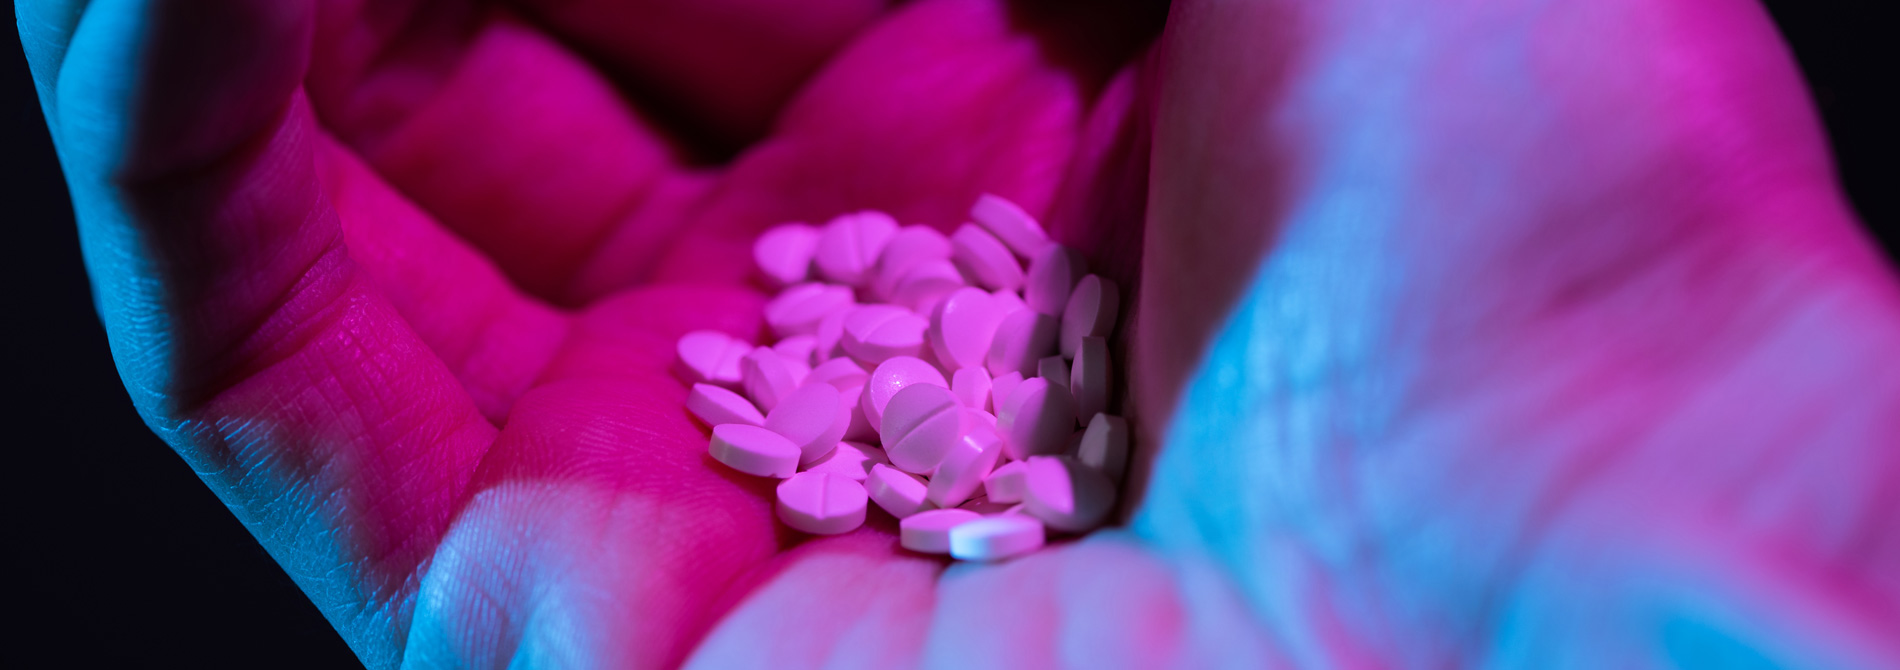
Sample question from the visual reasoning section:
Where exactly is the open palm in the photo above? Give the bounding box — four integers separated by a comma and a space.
21, 0, 1899, 667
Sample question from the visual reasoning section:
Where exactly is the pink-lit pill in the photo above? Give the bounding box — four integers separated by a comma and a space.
1070, 336, 1109, 422
987, 309, 1059, 377
949, 514, 1044, 561
926, 419, 1005, 507
861, 356, 947, 434
837, 383, 877, 442
989, 371, 1024, 419
805, 357, 868, 390
674, 330, 750, 387
1024, 245, 1085, 317
880, 383, 964, 474
815, 211, 898, 286
872, 225, 953, 300
1038, 355, 1069, 388
949, 224, 1025, 292
888, 259, 966, 315
959, 496, 1021, 516
969, 193, 1053, 260
754, 223, 819, 287
801, 441, 887, 482
900, 508, 982, 554
983, 460, 1029, 503
1060, 275, 1119, 358
996, 377, 1077, 460
741, 347, 803, 412
930, 287, 1010, 371
776, 471, 868, 535
708, 424, 802, 478
1020, 455, 1115, 533
687, 383, 765, 428
765, 382, 849, 465
951, 367, 993, 411
991, 289, 1027, 316
764, 282, 854, 338
773, 334, 818, 367
813, 308, 852, 362
866, 464, 933, 519
842, 304, 928, 365
1076, 413, 1129, 483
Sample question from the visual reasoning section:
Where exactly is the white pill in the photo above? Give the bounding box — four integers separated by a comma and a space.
773, 334, 818, 367
708, 424, 801, 478
900, 508, 982, 554
889, 259, 966, 315
927, 419, 1005, 507
763, 282, 854, 339
949, 514, 1045, 561
861, 356, 947, 434
805, 357, 868, 390
996, 377, 1077, 460
983, 460, 1029, 503
866, 463, 933, 519
1038, 355, 1070, 388
842, 305, 928, 365
753, 223, 819, 287
989, 371, 1024, 420
1060, 274, 1120, 358
949, 224, 1025, 292
1076, 413, 1130, 483
959, 496, 1021, 516
814, 211, 898, 286
929, 288, 1010, 372
880, 383, 965, 474
837, 383, 877, 442
872, 225, 953, 300
1024, 245, 1085, 317
776, 471, 868, 535
951, 367, 993, 411
1020, 455, 1116, 533
674, 330, 750, 387
813, 308, 852, 363
765, 383, 849, 465
741, 347, 804, 412
687, 383, 765, 428
801, 441, 887, 482
1070, 336, 1109, 422
986, 309, 1058, 377
991, 289, 1028, 316
969, 193, 1054, 260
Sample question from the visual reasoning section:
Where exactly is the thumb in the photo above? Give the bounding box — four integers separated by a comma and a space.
26, 1, 496, 667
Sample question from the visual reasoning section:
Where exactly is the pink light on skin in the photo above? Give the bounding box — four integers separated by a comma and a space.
18, 0, 1899, 668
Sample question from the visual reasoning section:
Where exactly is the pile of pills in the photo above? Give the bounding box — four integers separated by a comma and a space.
676, 194, 1127, 562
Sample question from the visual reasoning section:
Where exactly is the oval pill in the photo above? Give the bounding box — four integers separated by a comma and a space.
989, 371, 1024, 421
900, 508, 982, 554
776, 471, 869, 535
996, 377, 1077, 460
815, 211, 898, 286
926, 419, 1005, 507
866, 464, 933, 519
861, 356, 948, 434
1060, 275, 1119, 358
949, 224, 1025, 292
765, 383, 849, 465
1038, 355, 1069, 388
674, 330, 750, 387
949, 514, 1045, 561
708, 424, 801, 478
1020, 455, 1115, 533
1076, 413, 1130, 483
880, 384, 964, 473
754, 223, 819, 287
687, 383, 765, 428
872, 225, 953, 300
986, 309, 1058, 377
969, 193, 1054, 260
1024, 245, 1085, 317
842, 304, 928, 365
951, 367, 993, 412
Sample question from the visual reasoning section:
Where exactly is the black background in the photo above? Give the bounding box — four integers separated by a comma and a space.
3, 3, 1892, 667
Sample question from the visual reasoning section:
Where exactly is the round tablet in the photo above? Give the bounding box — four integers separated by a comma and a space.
1020, 455, 1115, 533
900, 508, 982, 554
1060, 275, 1119, 358
986, 309, 1058, 378
708, 424, 801, 478
996, 377, 1077, 460
842, 305, 928, 365
949, 514, 1045, 561
1024, 245, 1085, 317
776, 472, 869, 535
861, 356, 948, 434
969, 193, 1054, 260
764, 383, 849, 465
800, 441, 887, 482
815, 211, 898, 286
949, 224, 1024, 292
686, 383, 765, 428
931, 287, 1010, 372
866, 464, 932, 519
926, 420, 1005, 507
753, 223, 819, 287
880, 384, 964, 474
764, 282, 855, 338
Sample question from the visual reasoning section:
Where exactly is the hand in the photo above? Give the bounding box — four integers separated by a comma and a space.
20, 0, 1898, 668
